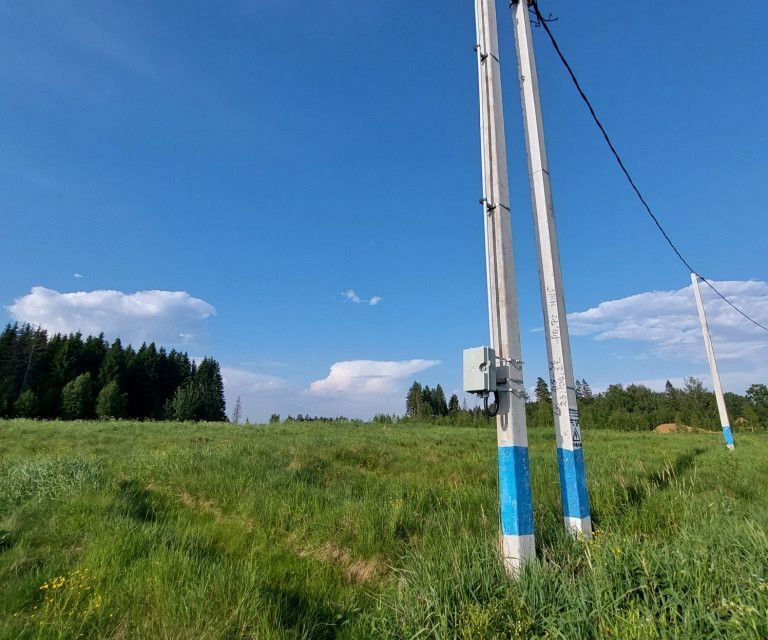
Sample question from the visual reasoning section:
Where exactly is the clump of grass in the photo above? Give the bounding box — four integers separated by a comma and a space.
0, 458, 105, 508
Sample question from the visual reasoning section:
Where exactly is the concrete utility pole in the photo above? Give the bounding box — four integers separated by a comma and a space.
474, 0, 535, 575
691, 273, 736, 449
509, 0, 592, 538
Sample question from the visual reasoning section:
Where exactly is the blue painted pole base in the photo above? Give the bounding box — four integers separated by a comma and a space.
497, 446, 535, 537
556, 447, 592, 538
722, 425, 735, 450
497, 446, 535, 574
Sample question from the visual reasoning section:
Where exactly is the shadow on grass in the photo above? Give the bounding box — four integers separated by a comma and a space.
116, 479, 160, 523
622, 447, 706, 508
262, 584, 352, 640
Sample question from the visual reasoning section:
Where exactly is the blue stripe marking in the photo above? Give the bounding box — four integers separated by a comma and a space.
497, 446, 534, 536
556, 447, 591, 519
722, 426, 735, 447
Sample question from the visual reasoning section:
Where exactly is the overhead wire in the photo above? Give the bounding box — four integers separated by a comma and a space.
527, 0, 768, 335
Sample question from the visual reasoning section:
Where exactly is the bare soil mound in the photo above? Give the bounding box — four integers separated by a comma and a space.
655, 423, 694, 433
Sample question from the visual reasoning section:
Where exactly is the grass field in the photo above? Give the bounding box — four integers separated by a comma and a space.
1, 420, 767, 639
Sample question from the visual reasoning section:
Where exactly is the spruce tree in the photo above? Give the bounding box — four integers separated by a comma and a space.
535, 377, 551, 404
433, 384, 449, 416
194, 358, 226, 421
405, 382, 422, 419
98, 338, 125, 388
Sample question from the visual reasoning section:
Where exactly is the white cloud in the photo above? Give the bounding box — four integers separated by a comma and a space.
222, 367, 288, 394
568, 280, 768, 362
73, 273, 83, 279
308, 359, 440, 396
341, 289, 382, 306
342, 289, 362, 303
7, 286, 215, 346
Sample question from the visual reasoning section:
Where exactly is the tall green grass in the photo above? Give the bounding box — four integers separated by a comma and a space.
0, 420, 766, 639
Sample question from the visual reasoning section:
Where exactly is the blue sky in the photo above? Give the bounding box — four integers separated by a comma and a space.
2, 0, 767, 421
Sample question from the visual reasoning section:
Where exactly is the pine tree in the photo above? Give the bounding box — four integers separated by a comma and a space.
448, 393, 460, 415
535, 377, 551, 403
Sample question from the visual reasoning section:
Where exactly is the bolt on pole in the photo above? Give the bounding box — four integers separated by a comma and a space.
509, 0, 591, 538
474, 0, 535, 575
691, 273, 736, 449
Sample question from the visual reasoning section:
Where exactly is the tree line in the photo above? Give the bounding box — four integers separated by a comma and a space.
404, 376, 768, 431
0, 324, 226, 421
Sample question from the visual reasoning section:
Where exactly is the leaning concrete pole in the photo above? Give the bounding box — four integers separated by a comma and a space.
509, 1, 592, 538
474, 0, 535, 575
691, 273, 736, 449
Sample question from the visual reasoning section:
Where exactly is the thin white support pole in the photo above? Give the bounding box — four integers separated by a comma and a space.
691, 273, 736, 449
509, 0, 591, 538
474, 0, 535, 576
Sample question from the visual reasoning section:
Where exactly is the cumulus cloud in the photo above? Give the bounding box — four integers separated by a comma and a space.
308, 359, 440, 396
73, 273, 83, 279
8, 286, 215, 345
341, 289, 382, 306
568, 280, 768, 362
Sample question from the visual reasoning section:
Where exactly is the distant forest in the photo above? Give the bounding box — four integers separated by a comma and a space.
402, 376, 768, 432
0, 324, 226, 421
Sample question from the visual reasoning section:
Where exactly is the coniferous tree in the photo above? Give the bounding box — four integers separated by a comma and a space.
433, 384, 449, 417
405, 382, 422, 419
448, 393, 460, 415
534, 377, 551, 404
98, 338, 126, 388
195, 358, 226, 421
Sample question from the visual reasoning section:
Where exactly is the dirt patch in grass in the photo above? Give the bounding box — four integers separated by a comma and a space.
291, 538, 384, 584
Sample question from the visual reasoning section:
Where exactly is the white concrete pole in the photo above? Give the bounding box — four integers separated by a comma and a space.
474, 0, 535, 575
509, 0, 591, 538
691, 273, 736, 449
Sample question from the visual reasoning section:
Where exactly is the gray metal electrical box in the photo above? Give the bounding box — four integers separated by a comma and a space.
463, 346, 496, 393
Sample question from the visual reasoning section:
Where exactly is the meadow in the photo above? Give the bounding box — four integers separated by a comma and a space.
0, 420, 767, 639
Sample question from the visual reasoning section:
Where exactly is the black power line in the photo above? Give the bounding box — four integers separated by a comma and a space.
527, 0, 768, 335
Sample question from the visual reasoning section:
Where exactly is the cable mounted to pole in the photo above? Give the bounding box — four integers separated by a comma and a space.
527, 0, 768, 335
